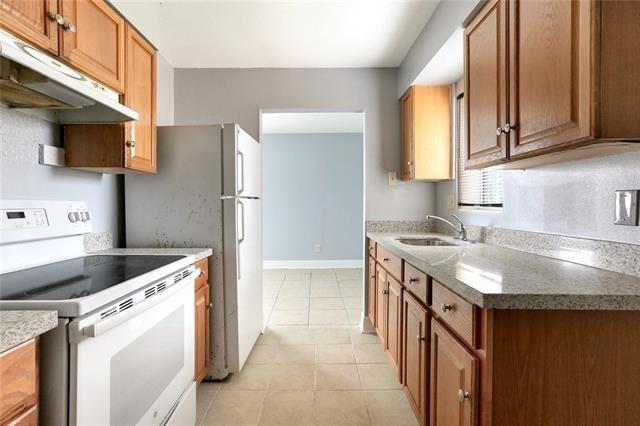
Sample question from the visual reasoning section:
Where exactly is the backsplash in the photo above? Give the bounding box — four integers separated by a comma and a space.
0, 108, 123, 246
367, 220, 435, 233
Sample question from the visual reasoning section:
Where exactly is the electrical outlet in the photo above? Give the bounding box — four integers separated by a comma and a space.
447, 194, 455, 209
388, 171, 398, 186
614, 190, 639, 226
314, 244, 321, 253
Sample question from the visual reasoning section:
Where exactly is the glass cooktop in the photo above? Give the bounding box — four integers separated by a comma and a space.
0, 255, 185, 301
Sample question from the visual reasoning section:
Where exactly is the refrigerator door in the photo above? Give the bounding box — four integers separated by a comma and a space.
222, 124, 261, 198
222, 197, 263, 372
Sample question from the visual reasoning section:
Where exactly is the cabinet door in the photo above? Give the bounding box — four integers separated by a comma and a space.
194, 283, 210, 383
0, 0, 59, 54
430, 320, 478, 426
464, 0, 508, 169
375, 266, 388, 344
124, 24, 156, 173
401, 88, 415, 180
402, 292, 429, 426
385, 277, 402, 378
368, 257, 377, 328
59, 0, 125, 92
508, 0, 594, 158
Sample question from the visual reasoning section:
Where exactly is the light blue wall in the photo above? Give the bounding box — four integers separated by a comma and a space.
263, 133, 364, 262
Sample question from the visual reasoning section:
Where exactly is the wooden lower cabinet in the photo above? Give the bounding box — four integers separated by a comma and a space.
375, 266, 388, 345
402, 291, 429, 426
194, 258, 210, 383
430, 319, 478, 426
385, 276, 402, 378
368, 257, 377, 328
0, 339, 38, 425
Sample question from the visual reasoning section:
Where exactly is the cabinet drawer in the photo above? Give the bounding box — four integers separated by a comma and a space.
376, 245, 402, 281
403, 262, 428, 305
368, 239, 377, 258
0, 339, 37, 424
6, 404, 37, 426
432, 281, 476, 348
195, 258, 209, 290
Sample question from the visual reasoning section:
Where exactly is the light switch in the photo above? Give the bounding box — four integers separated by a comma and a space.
614, 190, 639, 226
388, 171, 398, 186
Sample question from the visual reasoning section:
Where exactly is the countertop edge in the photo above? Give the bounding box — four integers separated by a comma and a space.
95, 248, 213, 262
0, 310, 58, 353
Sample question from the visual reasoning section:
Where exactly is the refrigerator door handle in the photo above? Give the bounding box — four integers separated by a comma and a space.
237, 151, 245, 195
237, 199, 245, 279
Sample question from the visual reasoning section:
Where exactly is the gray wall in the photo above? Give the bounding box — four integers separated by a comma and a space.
0, 108, 123, 245
262, 133, 363, 262
435, 151, 640, 244
173, 68, 435, 220
156, 53, 175, 126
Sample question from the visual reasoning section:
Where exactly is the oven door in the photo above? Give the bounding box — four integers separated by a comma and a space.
68, 277, 195, 425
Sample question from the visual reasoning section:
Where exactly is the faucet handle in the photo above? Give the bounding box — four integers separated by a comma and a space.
450, 214, 464, 226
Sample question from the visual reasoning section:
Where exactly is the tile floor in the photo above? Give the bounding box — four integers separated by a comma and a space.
195, 268, 418, 426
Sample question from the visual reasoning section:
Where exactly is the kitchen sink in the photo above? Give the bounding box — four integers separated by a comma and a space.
395, 237, 457, 247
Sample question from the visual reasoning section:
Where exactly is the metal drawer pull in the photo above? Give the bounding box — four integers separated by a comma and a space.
382, 257, 389, 262
409, 277, 418, 283
441, 303, 453, 313
458, 389, 471, 402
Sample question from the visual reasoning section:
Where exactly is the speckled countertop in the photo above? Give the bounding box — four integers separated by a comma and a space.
95, 248, 212, 262
368, 232, 640, 310
0, 311, 58, 353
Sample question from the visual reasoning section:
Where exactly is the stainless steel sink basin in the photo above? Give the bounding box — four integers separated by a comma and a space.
395, 237, 457, 247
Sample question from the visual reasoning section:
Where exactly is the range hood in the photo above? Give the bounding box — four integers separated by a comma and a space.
0, 29, 138, 123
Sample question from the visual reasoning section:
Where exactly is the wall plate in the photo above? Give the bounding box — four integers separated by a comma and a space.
614, 190, 639, 226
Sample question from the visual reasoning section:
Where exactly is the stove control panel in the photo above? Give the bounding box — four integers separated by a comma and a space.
0, 208, 49, 230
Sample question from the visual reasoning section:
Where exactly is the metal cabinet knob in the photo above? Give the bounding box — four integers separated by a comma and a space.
63, 22, 76, 32
47, 12, 65, 26
458, 389, 471, 402
381, 289, 389, 295
496, 127, 505, 136
409, 277, 418, 283
441, 303, 453, 313
207, 303, 213, 309
126, 140, 136, 148
503, 123, 515, 133
416, 335, 425, 342
382, 257, 389, 262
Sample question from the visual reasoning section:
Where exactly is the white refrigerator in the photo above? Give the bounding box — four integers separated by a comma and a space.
125, 124, 262, 380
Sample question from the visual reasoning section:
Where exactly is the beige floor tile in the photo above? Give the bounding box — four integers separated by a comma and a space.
315, 328, 350, 344
340, 287, 363, 297
339, 279, 362, 288
315, 363, 362, 390
310, 288, 342, 298
313, 391, 370, 425
316, 344, 356, 364
343, 297, 363, 310
264, 281, 283, 289
269, 310, 309, 326
247, 345, 280, 364
259, 391, 315, 426
311, 275, 338, 283
278, 328, 316, 345
350, 330, 380, 344
274, 297, 309, 311
310, 281, 339, 289
358, 364, 403, 390
337, 272, 363, 279
364, 390, 418, 426
278, 289, 310, 298
263, 288, 280, 299
285, 272, 311, 279
347, 309, 363, 325
202, 390, 266, 425
310, 297, 345, 310
196, 382, 220, 425
277, 344, 316, 364
281, 281, 311, 289
309, 310, 348, 325
353, 343, 388, 364
269, 365, 315, 390
221, 364, 274, 390
256, 329, 280, 345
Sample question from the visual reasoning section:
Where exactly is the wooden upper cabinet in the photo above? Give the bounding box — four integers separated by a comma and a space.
464, 0, 508, 169
400, 86, 452, 180
402, 291, 429, 426
385, 277, 402, 379
508, 0, 594, 159
58, 0, 125, 93
0, 0, 59, 54
430, 320, 478, 426
124, 24, 156, 173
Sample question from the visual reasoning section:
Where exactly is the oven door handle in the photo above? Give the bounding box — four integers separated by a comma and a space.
78, 268, 200, 340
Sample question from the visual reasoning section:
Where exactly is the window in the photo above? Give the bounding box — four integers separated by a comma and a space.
456, 93, 503, 208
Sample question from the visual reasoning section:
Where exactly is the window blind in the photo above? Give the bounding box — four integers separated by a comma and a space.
456, 94, 503, 207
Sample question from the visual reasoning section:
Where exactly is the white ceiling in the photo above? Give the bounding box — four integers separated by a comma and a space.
111, 0, 440, 68
261, 112, 363, 134
412, 26, 463, 86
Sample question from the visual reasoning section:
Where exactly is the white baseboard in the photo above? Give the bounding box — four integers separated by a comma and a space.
263, 260, 363, 269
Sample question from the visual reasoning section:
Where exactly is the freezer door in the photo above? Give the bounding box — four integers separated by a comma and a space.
222, 124, 261, 198
222, 197, 263, 372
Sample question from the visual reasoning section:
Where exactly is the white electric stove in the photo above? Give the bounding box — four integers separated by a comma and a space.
0, 200, 198, 426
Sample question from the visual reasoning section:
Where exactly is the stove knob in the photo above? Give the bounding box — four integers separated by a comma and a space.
68, 212, 79, 223
80, 212, 89, 222
85, 211, 91, 221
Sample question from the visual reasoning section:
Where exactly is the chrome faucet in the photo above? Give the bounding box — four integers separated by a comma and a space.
426, 214, 469, 241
